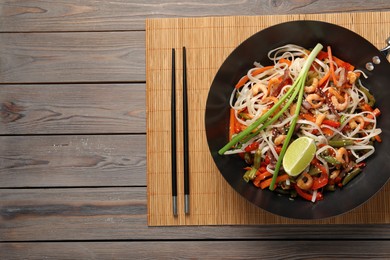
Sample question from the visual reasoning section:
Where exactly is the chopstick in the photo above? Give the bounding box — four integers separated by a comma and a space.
182, 46, 190, 215
171, 48, 178, 216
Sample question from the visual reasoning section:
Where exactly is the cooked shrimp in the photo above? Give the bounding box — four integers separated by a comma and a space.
304, 78, 318, 93
331, 92, 349, 111
252, 83, 268, 98
349, 116, 365, 130
315, 113, 326, 126
306, 94, 324, 109
296, 173, 313, 190
347, 71, 358, 85
274, 134, 286, 146
336, 147, 349, 164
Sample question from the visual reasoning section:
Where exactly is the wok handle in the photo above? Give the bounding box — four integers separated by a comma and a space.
380, 37, 390, 59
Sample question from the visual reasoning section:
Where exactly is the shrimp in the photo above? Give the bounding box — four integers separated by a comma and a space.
304, 78, 319, 93
296, 173, 313, 190
349, 116, 365, 130
331, 92, 349, 111
336, 147, 349, 164
330, 170, 341, 180
274, 134, 286, 146
315, 113, 326, 126
347, 71, 358, 85
328, 87, 345, 102
252, 83, 268, 98
306, 94, 324, 109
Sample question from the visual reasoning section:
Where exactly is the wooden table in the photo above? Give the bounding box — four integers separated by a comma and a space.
1, 1, 390, 258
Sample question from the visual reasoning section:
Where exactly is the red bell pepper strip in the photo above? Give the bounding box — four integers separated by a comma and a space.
295, 185, 324, 202
244, 141, 260, 152
322, 119, 341, 128
311, 158, 328, 190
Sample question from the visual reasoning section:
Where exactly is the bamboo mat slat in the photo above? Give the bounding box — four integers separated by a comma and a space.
146, 12, 390, 226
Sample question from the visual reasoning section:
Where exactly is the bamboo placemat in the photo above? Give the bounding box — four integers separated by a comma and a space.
146, 12, 390, 226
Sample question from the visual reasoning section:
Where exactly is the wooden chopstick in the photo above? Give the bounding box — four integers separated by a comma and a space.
182, 46, 190, 214
171, 48, 178, 216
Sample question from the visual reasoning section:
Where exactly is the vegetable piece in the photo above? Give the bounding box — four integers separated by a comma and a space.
311, 159, 328, 190
260, 174, 289, 190
279, 58, 292, 66
253, 149, 262, 169
357, 83, 375, 106
322, 119, 341, 128
322, 155, 341, 165
243, 167, 257, 182
295, 185, 323, 202
253, 171, 272, 187
229, 108, 235, 140
341, 167, 362, 186
318, 70, 330, 87
244, 141, 260, 152
328, 139, 354, 147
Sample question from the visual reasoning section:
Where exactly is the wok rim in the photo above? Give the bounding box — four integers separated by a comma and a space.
205, 20, 390, 220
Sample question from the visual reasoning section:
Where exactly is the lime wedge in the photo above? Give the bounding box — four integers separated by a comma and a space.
282, 136, 316, 176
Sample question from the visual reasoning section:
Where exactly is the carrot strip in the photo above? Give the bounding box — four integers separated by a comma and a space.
279, 58, 292, 67
235, 66, 274, 89
253, 171, 272, 187
252, 65, 274, 76
361, 102, 374, 112
327, 46, 338, 86
260, 174, 289, 190
366, 108, 381, 120
333, 56, 355, 71
318, 70, 330, 87
229, 108, 235, 141
374, 135, 382, 143
301, 113, 316, 123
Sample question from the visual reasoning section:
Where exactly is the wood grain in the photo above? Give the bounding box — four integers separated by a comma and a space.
0, 84, 145, 134
1, 0, 390, 32
1, 1, 390, 258
2, 187, 390, 242
1, 240, 390, 259
0, 32, 145, 83
0, 135, 146, 187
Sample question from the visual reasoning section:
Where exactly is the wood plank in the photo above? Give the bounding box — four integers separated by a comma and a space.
1, 0, 390, 32
2, 187, 390, 241
0, 32, 145, 83
0, 84, 145, 134
2, 241, 390, 259
0, 135, 146, 187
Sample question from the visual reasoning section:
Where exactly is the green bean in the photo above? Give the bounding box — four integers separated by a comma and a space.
243, 167, 257, 182
308, 166, 322, 176
253, 149, 262, 169
244, 152, 253, 165
322, 155, 341, 165
357, 83, 375, 106
328, 139, 354, 147
341, 167, 362, 186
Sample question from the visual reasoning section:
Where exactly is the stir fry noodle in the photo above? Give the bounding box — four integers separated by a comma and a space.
219, 43, 382, 202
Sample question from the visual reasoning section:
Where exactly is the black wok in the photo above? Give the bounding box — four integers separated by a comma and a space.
205, 20, 390, 219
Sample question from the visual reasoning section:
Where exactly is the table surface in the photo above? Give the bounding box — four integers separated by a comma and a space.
1, 1, 390, 258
